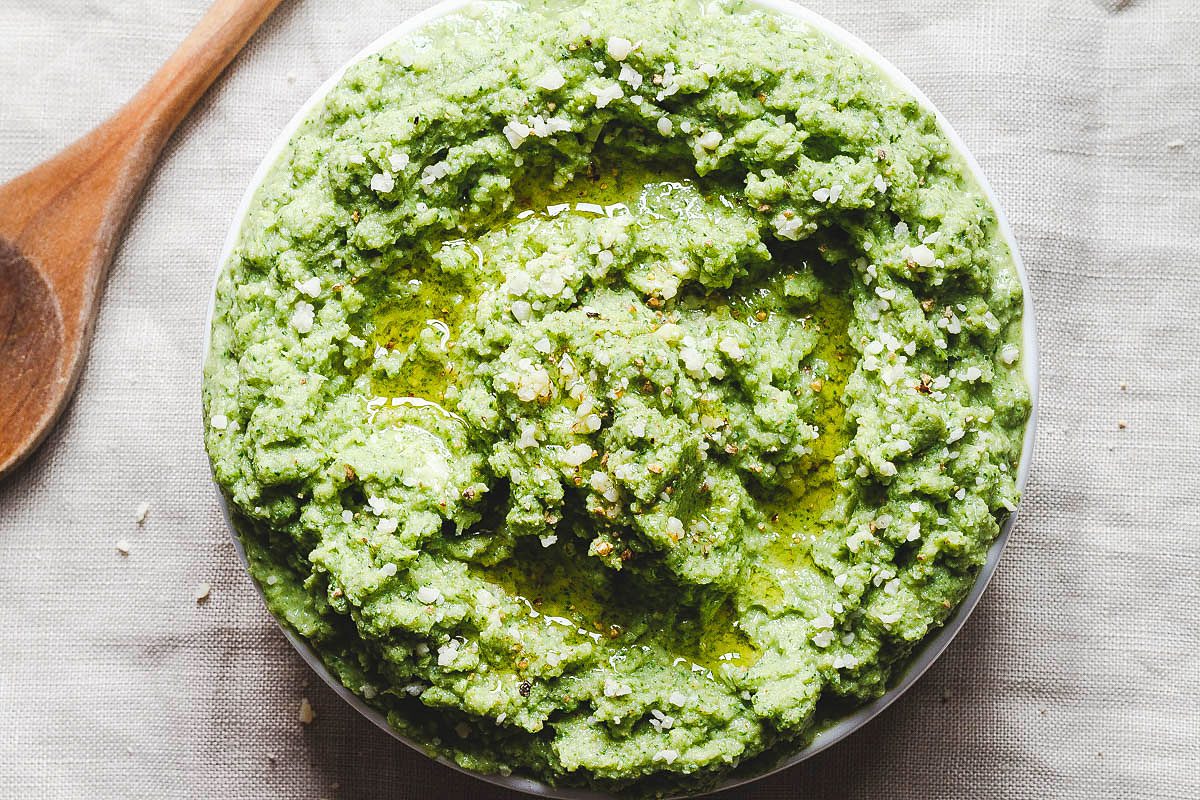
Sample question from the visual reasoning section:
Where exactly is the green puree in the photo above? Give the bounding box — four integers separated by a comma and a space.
202, 0, 1030, 793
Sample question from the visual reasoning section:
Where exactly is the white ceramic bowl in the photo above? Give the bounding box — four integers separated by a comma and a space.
205, 1, 1039, 796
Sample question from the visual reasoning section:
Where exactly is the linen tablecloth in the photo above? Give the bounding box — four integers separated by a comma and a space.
2, 1, 1197, 797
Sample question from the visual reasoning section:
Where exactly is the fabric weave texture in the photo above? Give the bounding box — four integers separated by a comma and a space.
1, 1, 1197, 797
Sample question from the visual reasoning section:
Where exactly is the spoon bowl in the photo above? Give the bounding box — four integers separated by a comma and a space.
0, 238, 65, 472
0, 0, 282, 480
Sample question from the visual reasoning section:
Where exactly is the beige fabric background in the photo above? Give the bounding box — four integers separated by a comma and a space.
2, 0, 1197, 797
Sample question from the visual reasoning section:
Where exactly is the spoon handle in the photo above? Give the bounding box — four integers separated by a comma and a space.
2, 0, 285, 297
125, 0, 285, 153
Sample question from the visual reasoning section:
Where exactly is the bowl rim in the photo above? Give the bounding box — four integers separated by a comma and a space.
202, 1, 1039, 797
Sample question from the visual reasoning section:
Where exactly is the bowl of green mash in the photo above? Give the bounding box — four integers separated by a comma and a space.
202, 0, 1037, 796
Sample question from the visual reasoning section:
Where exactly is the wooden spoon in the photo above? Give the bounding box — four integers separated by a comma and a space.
0, 0, 282, 479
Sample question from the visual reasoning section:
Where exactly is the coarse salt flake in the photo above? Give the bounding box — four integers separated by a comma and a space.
618, 63, 643, 89
370, 172, 395, 193
294, 277, 321, 297
606, 36, 634, 60
649, 709, 675, 730
503, 120, 531, 148
880, 361, 906, 385
666, 516, 685, 539
906, 244, 936, 267
291, 302, 315, 334
517, 422, 540, 449
536, 67, 566, 91
561, 444, 595, 466
420, 161, 451, 185
718, 337, 744, 361
775, 214, 805, 240
593, 83, 624, 108
437, 642, 460, 666
507, 271, 530, 296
